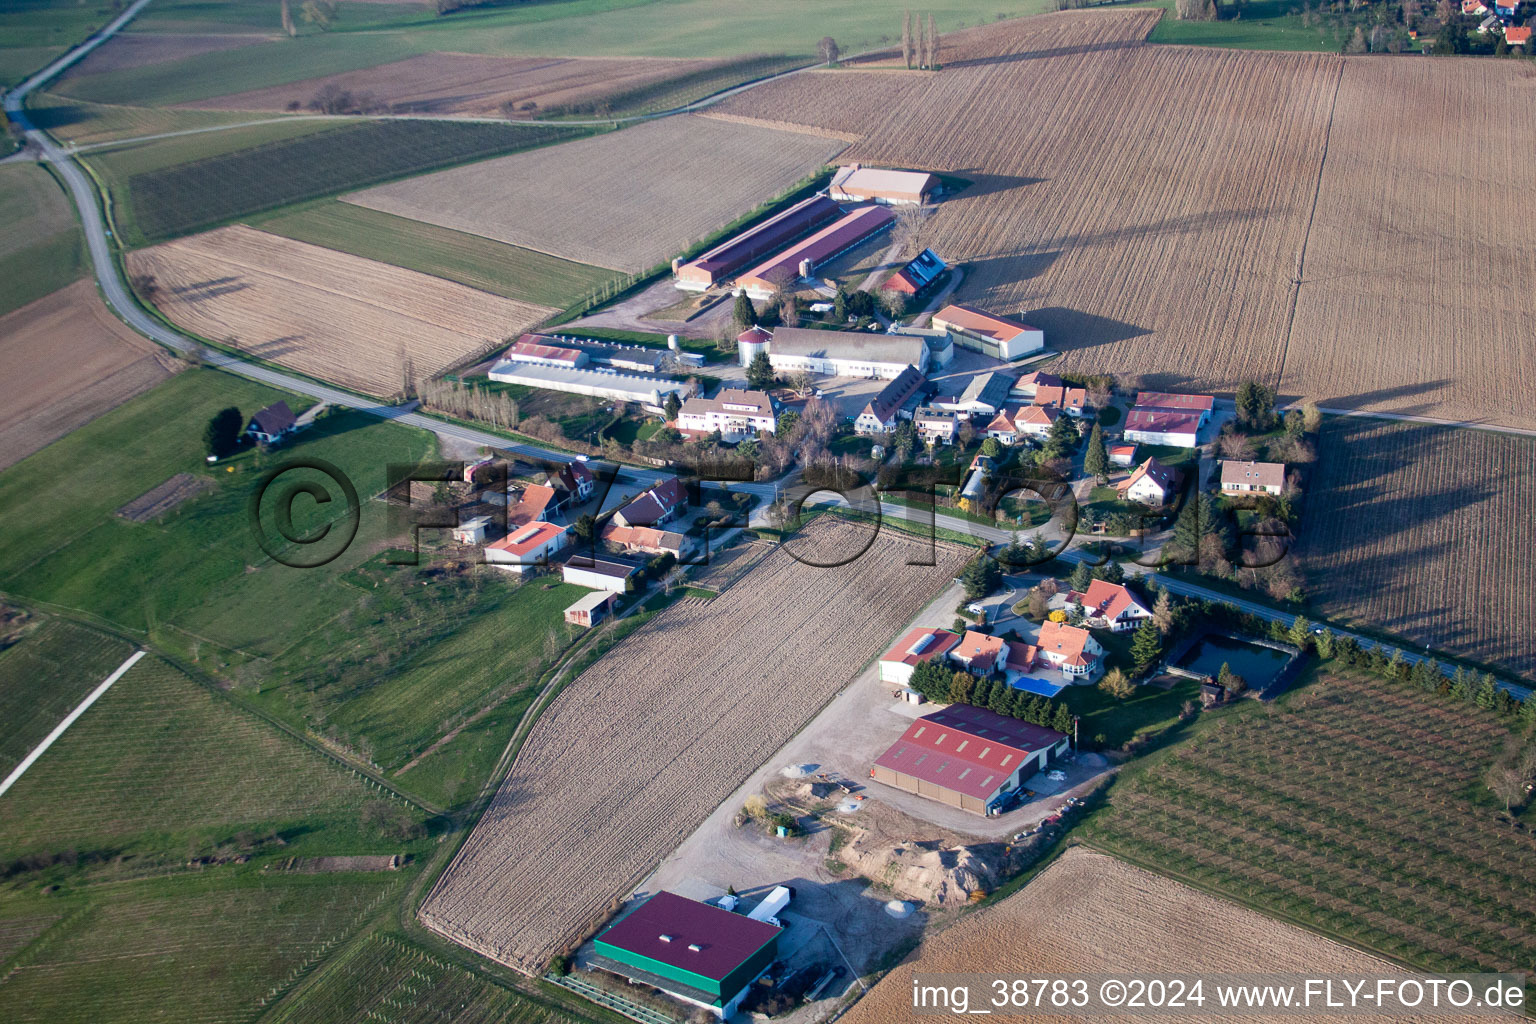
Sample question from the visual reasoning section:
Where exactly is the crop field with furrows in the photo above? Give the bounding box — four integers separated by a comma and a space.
182, 52, 741, 118
0, 654, 406, 857
420, 519, 967, 972
843, 846, 1476, 1024
0, 279, 176, 471
88, 118, 588, 245
0, 616, 135, 779
266, 934, 591, 1024
720, 10, 1338, 395
1079, 669, 1536, 981
26, 90, 270, 147
127, 226, 553, 396
1297, 417, 1536, 679
0, 873, 403, 1024
1280, 57, 1536, 427
345, 114, 847, 272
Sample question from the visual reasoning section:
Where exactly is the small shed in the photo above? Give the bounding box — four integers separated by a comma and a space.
1200, 682, 1226, 707
564, 590, 617, 628
452, 515, 491, 545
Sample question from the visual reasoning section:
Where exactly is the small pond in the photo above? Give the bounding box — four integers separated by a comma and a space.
1175, 634, 1291, 689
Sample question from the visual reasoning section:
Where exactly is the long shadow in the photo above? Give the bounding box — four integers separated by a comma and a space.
1020, 306, 1152, 350
942, 38, 1146, 70
171, 276, 250, 301
1292, 379, 1455, 420
943, 170, 1048, 200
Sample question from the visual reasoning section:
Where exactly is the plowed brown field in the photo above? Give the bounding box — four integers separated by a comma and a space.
127, 226, 553, 396
0, 280, 177, 471
420, 519, 967, 972
843, 847, 1486, 1024
1298, 416, 1536, 679
1281, 57, 1536, 426
184, 53, 711, 118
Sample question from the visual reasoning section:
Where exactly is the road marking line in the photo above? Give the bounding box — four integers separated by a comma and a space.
0, 649, 146, 798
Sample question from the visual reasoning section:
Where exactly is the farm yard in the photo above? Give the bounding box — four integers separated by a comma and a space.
842, 845, 1478, 1024
1298, 417, 1536, 679
420, 518, 969, 973
127, 226, 553, 395
83, 118, 588, 246
0, 279, 177, 471
344, 115, 848, 272
1280, 57, 1536, 428
1078, 669, 1536, 982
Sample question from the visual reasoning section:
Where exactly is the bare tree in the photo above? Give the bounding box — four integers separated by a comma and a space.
818, 36, 841, 65
1216, 431, 1255, 460
902, 11, 914, 68
280, 0, 296, 36
789, 370, 816, 398
1486, 764, 1526, 814
928, 13, 939, 68
893, 202, 932, 258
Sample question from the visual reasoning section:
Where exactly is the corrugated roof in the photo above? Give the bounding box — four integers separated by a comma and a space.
596, 891, 779, 982
873, 704, 1064, 802
1134, 391, 1215, 412
1124, 408, 1203, 436
934, 304, 1037, 344
881, 627, 960, 667
737, 206, 895, 290
486, 520, 566, 556
679, 195, 843, 281
768, 327, 925, 367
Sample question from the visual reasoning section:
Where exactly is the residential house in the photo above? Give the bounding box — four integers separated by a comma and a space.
1220, 460, 1286, 496
854, 366, 927, 434
1010, 370, 1061, 401
1117, 456, 1178, 506
1033, 383, 1088, 417
562, 555, 640, 593
878, 627, 961, 686
564, 590, 617, 628
1463, 0, 1489, 13
484, 521, 569, 573
1012, 404, 1060, 441
1066, 579, 1152, 632
547, 461, 596, 515
931, 304, 1045, 360
246, 401, 297, 446
601, 522, 693, 560
613, 477, 687, 528
1035, 620, 1104, 677
1493, 0, 1515, 15
914, 406, 959, 445
935, 371, 1013, 418
951, 630, 1008, 675
676, 389, 776, 441
507, 483, 556, 526
1505, 24, 1531, 46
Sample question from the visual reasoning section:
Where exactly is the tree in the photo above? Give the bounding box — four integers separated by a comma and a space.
204, 406, 243, 457
1217, 661, 1248, 696
1313, 627, 1334, 659
1130, 619, 1163, 672
818, 36, 841, 64
927, 13, 938, 67
1051, 704, 1073, 735
902, 10, 914, 68
1301, 401, 1322, 433
1026, 587, 1050, 620
960, 552, 1002, 601
1069, 560, 1093, 592
1287, 615, 1313, 651
1083, 421, 1108, 482
978, 436, 1004, 460
788, 370, 816, 398
1151, 589, 1174, 635
663, 392, 682, 420
1217, 430, 1255, 460
573, 514, 597, 544
1234, 380, 1277, 431
300, 0, 335, 28
280, 0, 296, 36
732, 291, 757, 330
1099, 667, 1134, 699
832, 287, 849, 323
745, 351, 775, 391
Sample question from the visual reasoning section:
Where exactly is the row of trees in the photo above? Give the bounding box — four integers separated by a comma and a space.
908, 659, 1075, 734
418, 378, 522, 432
902, 12, 941, 69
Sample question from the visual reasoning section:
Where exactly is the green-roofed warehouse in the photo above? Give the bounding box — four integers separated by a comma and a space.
591, 891, 781, 1019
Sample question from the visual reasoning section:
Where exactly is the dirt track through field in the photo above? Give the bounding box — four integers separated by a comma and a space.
0, 280, 177, 471
128, 226, 553, 396
421, 519, 967, 972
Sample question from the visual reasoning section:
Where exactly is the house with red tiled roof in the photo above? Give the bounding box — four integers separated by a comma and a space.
1117, 456, 1178, 506
1504, 24, 1531, 46
870, 703, 1070, 815
986, 403, 1058, 444
484, 521, 569, 573
509, 483, 556, 527
1066, 580, 1152, 633
613, 477, 686, 528
547, 461, 596, 514
1033, 383, 1088, 418
1010, 370, 1061, 400
601, 522, 693, 560
1463, 0, 1489, 13
878, 627, 961, 686
1108, 443, 1139, 468
951, 630, 1008, 674
1036, 620, 1103, 677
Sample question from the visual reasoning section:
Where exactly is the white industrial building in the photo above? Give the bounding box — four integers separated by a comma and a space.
486, 360, 689, 410
750, 327, 926, 379
931, 304, 1045, 361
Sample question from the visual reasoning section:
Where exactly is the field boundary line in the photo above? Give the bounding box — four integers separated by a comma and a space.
1274, 58, 1342, 396
0, 648, 145, 797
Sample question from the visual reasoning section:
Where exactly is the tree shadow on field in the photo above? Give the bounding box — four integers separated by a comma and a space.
1039, 207, 1278, 252
1286, 380, 1455, 421
942, 38, 1147, 70
171, 276, 250, 301
24, 103, 89, 133
245, 335, 305, 360
966, 249, 1061, 283
1294, 414, 1535, 677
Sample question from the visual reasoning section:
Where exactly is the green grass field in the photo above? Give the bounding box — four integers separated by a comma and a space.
253, 200, 620, 310
267, 933, 593, 1024
28, 90, 279, 147
0, 162, 85, 317
82, 119, 590, 246
1142, 0, 1359, 51
1079, 665, 1536, 978
0, 616, 135, 779
0, 0, 122, 87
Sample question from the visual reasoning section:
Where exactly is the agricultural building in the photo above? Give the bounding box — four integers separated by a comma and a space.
931, 304, 1044, 360
673, 195, 843, 291
1123, 408, 1202, 447
601, 522, 693, 559
854, 365, 928, 433
613, 477, 687, 528
1220, 460, 1286, 496
1109, 443, 1138, 467
451, 515, 491, 545
914, 406, 959, 445
245, 401, 297, 446
870, 704, 1069, 815
592, 891, 781, 1019
935, 371, 1013, 417
881, 248, 947, 294
735, 206, 896, 300
829, 164, 937, 205
736, 325, 773, 367
1035, 620, 1104, 677
878, 627, 961, 686
676, 389, 776, 441
484, 521, 569, 573
502, 335, 589, 369
564, 590, 617, 628
486, 361, 688, 411
1117, 456, 1178, 506
1065, 580, 1152, 632
760, 327, 926, 379
562, 555, 640, 592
